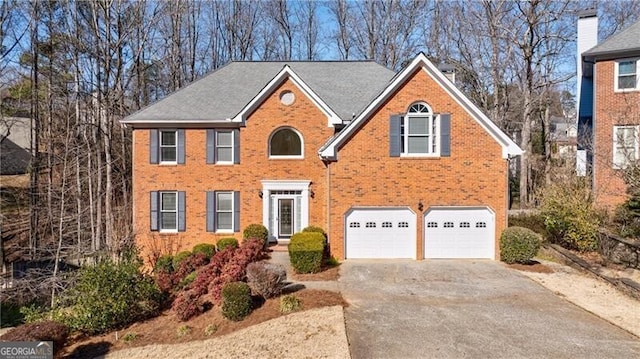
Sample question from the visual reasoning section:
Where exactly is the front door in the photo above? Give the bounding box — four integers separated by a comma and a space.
278, 198, 294, 238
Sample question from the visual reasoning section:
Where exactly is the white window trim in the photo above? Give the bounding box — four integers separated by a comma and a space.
159, 130, 178, 164
268, 127, 304, 159
160, 191, 178, 233
401, 102, 440, 157
215, 130, 234, 164
613, 125, 640, 169
614, 59, 640, 92
215, 191, 234, 233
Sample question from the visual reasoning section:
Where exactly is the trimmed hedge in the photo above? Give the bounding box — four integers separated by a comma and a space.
288, 232, 325, 273
243, 224, 269, 246
172, 251, 192, 271
500, 226, 542, 264
302, 225, 326, 237
221, 282, 252, 321
192, 243, 216, 259
217, 237, 239, 251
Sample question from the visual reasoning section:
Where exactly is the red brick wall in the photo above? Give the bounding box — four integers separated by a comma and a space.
593, 60, 640, 209
327, 69, 508, 260
132, 69, 510, 263
132, 78, 333, 263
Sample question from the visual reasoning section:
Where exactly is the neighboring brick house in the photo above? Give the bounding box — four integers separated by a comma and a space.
578, 12, 640, 208
122, 53, 522, 261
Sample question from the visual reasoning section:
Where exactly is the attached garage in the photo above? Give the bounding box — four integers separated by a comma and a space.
424, 207, 495, 259
345, 207, 416, 259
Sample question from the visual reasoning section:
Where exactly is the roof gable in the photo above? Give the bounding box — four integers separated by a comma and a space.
231, 65, 341, 127
121, 61, 395, 127
584, 18, 640, 59
319, 53, 522, 159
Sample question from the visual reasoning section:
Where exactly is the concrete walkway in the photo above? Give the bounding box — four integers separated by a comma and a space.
339, 260, 640, 359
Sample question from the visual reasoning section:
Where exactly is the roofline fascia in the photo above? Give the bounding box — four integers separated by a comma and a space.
231, 65, 342, 127
120, 120, 241, 129
319, 53, 523, 160
583, 49, 640, 62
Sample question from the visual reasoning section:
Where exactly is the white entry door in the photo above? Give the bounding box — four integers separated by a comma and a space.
270, 192, 302, 240
345, 207, 416, 259
424, 207, 495, 259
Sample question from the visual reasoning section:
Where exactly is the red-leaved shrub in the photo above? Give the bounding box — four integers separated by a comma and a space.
172, 289, 209, 321
173, 252, 208, 286
0, 321, 69, 356
171, 239, 265, 318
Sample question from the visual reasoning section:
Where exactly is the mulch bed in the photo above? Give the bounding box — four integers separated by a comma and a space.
61, 289, 345, 359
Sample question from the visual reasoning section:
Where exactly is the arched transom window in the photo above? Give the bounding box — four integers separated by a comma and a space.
269, 127, 303, 158
401, 102, 437, 155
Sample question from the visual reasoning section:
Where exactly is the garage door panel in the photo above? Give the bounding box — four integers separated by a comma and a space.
346, 208, 415, 259
424, 208, 495, 259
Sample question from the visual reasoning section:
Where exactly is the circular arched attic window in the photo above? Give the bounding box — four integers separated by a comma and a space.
279, 90, 295, 106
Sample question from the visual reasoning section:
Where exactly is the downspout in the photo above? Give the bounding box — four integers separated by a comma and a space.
324, 159, 331, 246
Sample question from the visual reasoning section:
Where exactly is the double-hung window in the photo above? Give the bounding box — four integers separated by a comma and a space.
216, 131, 233, 163
206, 129, 240, 164
150, 191, 186, 232
160, 131, 177, 163
390, 102, 450, 157
616, 59, 639, 91
401, 103, 436, 155
216, 192, 233, 231
150, 129, 185, 164
206, 191, 240, 232
160, 192, 178, 231
613, 125, 639, 169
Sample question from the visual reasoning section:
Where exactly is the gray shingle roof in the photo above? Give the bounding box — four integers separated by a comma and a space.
584, 18, 640, 59
123, 61, 396, 124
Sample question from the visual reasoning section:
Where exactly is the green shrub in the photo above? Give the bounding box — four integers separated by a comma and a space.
500, 227, 542, 264
204, 323, 218, 336
221, 282, 253, 321
178, 271, 197, 290
154, 254, 174, 273
288, 232, 325, 273
508, 212, 547, 238
122, 332, 139, 343
540, 181, 601, 252
173, 251, 192, 271
217, 237, 239, 251
243, 224, 269, 246
176, 324, 192, 337
60, 256, 162, 335
192, 243, 216, 259
1, 302, 25, 328
280, 294, 302, 314
302, 225, 326, 237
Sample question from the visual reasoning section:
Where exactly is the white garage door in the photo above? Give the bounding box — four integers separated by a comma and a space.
424, 207, 495, 259
345, 208, 416, 259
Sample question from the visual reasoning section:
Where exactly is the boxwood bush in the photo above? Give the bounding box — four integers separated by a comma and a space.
192, 243, 216, 259
243, 224, 269, 246
217, 237, 239, 251
500, 226, 542, 264
221, 282, 252, 321
288, 232, 325, 273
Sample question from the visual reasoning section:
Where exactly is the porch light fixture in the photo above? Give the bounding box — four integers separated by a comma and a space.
310, 189, 315, 198
418, 201, 424, 212
258, 190, 263, 198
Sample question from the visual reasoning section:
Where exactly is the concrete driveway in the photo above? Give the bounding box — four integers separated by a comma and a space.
339, 260, 640, 359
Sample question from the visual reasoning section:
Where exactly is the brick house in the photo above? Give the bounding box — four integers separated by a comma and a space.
578, 12, 640, 208
122, 53, 522, 262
